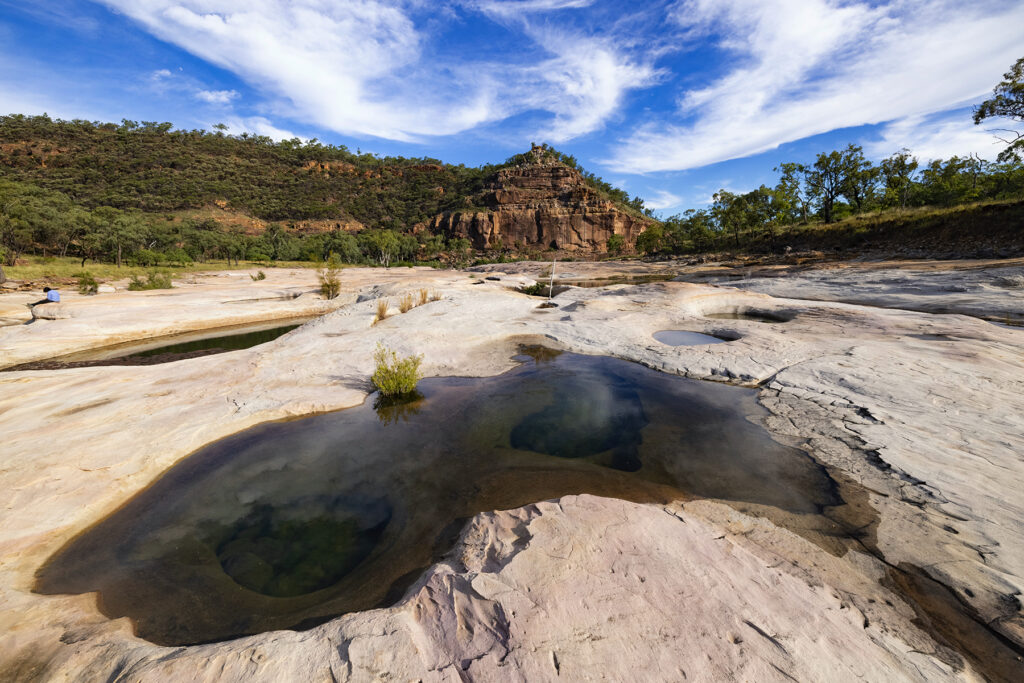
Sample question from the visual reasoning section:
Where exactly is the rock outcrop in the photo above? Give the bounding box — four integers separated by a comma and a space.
423, 145, 652, 253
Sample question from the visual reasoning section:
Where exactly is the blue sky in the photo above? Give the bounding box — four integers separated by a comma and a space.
1, 0, 1021, 215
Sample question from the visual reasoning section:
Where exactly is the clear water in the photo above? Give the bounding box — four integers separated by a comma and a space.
653, 330, 729, 346
36, 349, 841, 646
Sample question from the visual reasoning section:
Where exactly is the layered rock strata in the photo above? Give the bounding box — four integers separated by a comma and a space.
423, 148, 652, 253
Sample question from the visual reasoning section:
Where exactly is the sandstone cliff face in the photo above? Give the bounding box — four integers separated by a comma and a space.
424, 153, 652, 253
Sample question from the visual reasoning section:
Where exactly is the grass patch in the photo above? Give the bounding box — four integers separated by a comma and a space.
127, 271, 174, 290
398, 292, 414, 313
371, 343, 423, 397
317, 255, 342, 299
250, 270, 266, 281
75, 271, 98, 295
374, 298, 390, 323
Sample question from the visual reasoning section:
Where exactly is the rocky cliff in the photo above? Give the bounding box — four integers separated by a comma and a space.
422, 146, 652, 253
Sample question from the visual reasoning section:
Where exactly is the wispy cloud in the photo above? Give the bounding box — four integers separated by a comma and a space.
606, 0, 1024, 172
865, 111, 1008, 163
98, 0, 656, 143
195, 89, 238, 105
644, 189, 683, 210
221, 116, 299, 141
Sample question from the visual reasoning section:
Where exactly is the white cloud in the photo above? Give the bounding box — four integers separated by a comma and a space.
100, 1, 653, 143
150, 68, 172, 80
195, 89, 239, 105
865, 113, 1008, 164
472, 0, 596, 16
607, 0, 1024, 173
221, 116, 299, 141
644, 189, 683, 210
521, 30, 660, 141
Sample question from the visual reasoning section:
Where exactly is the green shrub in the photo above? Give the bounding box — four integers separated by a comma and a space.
128, 270, 173, 290
134, 249, 160, 267
519, 282, 550, 297
250, 270, 267, 281
371, 343, 423, 397
75, 271, 99, 295
318, 254, 342, 299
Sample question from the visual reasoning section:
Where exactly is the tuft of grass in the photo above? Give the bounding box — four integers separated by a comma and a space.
317, 254, 342, 299
418, 288, 429, 306
371, 343, 423, 397
127, 270, 173, 290
250, 270, 266, 281
398, 292, 414, 313
374, 298, 390, 323
429, 289, 442, 301
75, 271, 99, 295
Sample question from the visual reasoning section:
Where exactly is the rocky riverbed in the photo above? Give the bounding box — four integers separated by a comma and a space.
0, 261, 1022, 681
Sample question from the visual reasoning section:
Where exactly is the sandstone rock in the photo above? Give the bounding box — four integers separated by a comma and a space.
2, 262, 1023, 681
423, 148, 652, 254
30, 303, 72, 320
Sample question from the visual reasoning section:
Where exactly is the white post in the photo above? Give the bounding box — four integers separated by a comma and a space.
549, 257, 557, 301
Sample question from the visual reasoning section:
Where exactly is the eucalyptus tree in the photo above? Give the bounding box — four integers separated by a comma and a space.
974, 56, 1024, 162
880, 149, 919, 209
803, 151, 845, 223
838, 144, 879, 213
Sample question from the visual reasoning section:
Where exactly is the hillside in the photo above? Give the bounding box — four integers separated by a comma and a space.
0, 114, 647, 232
0, 115, 654, 271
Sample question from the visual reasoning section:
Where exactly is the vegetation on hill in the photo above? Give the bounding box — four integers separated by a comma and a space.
0, 115, 646, 276
636, 149, 1024, 257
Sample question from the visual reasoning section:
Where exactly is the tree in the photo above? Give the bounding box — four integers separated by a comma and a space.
359, 229, 401, 267
606, 233, 625, 255
838, 144, 878, 213
879, 149, 919, 209
773, 163, 809, 223
710, 191, 748, 247
804, 151, 845, 223
634, 223, 664, 255
974, 57, 1024, 162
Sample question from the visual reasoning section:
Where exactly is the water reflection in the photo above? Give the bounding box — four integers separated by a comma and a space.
37, 350, 841, 646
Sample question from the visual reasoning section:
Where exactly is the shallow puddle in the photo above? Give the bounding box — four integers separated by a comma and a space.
653, 330, 729, 346
705, 311, 791, 323
36, 349, 844, 646
5, 319, 311, 371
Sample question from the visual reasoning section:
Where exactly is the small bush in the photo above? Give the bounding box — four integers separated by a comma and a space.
418, 288, 429, 306
75, 271, 99, 295
318, 254, 342, 299
371, 343, 423, 397
250, 270, 266, 281
128, 270, 173, 290
519, 282, 550, 297
398, 292, 414, 313
375, 298, 390, 322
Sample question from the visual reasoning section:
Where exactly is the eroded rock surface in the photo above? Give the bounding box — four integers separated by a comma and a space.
422, 146, 652, 253
1, 263, 1022, 681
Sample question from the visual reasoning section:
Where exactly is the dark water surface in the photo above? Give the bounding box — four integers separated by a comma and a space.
5, 320, 310, 371
36, 349, 844, 646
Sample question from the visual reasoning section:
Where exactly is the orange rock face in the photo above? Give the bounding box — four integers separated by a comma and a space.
425, 160, 652, 253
